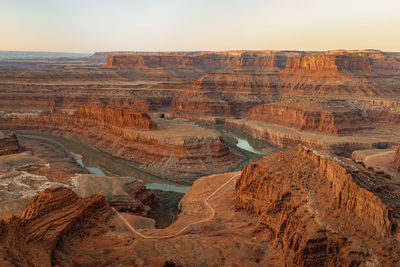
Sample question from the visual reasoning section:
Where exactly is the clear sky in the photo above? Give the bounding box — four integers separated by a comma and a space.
1, 0, 399, 53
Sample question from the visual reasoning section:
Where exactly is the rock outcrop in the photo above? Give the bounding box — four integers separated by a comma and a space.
246, 98, 371, 135
0, 187, 111, 267
0, 131, 20, 155
73, 175, 157, 217
74, 104, 157, 130
283, 53, 374, 75
394, 145, 400, 172
102, 51, 294, 73
171, 97, 231, 118
235, 146, 400, 266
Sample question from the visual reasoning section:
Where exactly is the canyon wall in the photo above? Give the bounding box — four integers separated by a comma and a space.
0, 132, 20, 155
395, 145, 400, 172
102, 51, 296, 73
0, 187, 110, 266
235, 146, 400, 266
246, 99, 371, 135
0, 106, 239, 182
171, 97, 231, 120
73, 104, 157, 130
283, 54, 374, 75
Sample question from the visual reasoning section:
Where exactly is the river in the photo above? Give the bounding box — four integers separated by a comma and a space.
235, 138, 265, 154
17, 131, 265, 193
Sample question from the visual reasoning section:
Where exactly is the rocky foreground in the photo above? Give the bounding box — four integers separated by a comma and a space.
0, 144, 399, 266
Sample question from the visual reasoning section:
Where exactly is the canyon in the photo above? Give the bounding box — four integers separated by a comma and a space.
0, 144, 399, 266
1, 49, 400, 266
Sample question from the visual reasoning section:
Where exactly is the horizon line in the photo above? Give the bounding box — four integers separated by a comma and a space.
1, 48, 400, 55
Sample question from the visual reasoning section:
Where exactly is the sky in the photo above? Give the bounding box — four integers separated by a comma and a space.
1, 0, 399, 53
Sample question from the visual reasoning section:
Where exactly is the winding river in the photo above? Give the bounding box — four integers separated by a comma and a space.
17, 131, 265, 193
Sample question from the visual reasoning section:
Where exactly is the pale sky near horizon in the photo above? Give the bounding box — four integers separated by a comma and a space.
1, 0, 399, 53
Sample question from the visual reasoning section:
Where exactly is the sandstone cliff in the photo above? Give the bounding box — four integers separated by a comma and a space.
246, 98, 371, 135
102, 51, 294, 73
235, 146, 400, 266
283, 53, 374, 75
171, 97, 231, 118
0, 187, 111, 267
394, 145, 400, 172
74, 104, 157, 130
0, 131, 20, 155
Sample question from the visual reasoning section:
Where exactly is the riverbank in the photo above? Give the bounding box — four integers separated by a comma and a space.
15, 128, 277, 228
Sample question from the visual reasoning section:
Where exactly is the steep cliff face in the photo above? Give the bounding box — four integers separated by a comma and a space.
355, 99, 400, 125
394, 145, 400, 172
277, 51, 400, 97
325, 50, 400, 75
191, 72, 280, 114
171, 97, 231, 117
74, 104, 157, 130
235, 146, 400, 266
0, 187, 110, 267
284, 54, 374, 75
0, 131, 20, 155
246, 99, 371, 135
103, 51, 294, 73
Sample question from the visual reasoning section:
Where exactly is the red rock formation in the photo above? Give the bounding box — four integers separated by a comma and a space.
0, 187, 110, 266
112, 179, 157, 216
394, 145, 400, 172
171, 97, 231, 118
0, 131, 20, 155
283, 54, 374, 75
0, 108, 239, 182
73, 175, 158, 217
102, 51, 292, 73
246, 99, 371, 135
325, 49, 400, 75
190, 72, 280, 114
235, 146, 400, 266
74, 104, 157, 130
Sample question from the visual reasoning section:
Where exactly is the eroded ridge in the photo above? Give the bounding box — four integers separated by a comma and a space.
235, 145, 400, 266
0, 187, 111, 267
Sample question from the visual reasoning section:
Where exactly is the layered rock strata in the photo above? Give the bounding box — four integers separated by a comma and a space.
283, 54, 374, 75
102, 51, 296, 73
395, 145, 400, 172
72, 175, 157, 217
0, 131, 20, 155
171, 97, 231, 120
246, 98, 371, 135
73, 104, 157, 130
0, 187, 111, 267
0, 107, 239, 182
235, 146, 400, 266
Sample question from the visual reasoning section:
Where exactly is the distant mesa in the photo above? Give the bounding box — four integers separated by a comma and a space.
283, 54, 374, 75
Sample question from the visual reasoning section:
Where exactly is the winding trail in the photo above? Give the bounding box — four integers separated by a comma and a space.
112, 172, 240, 239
